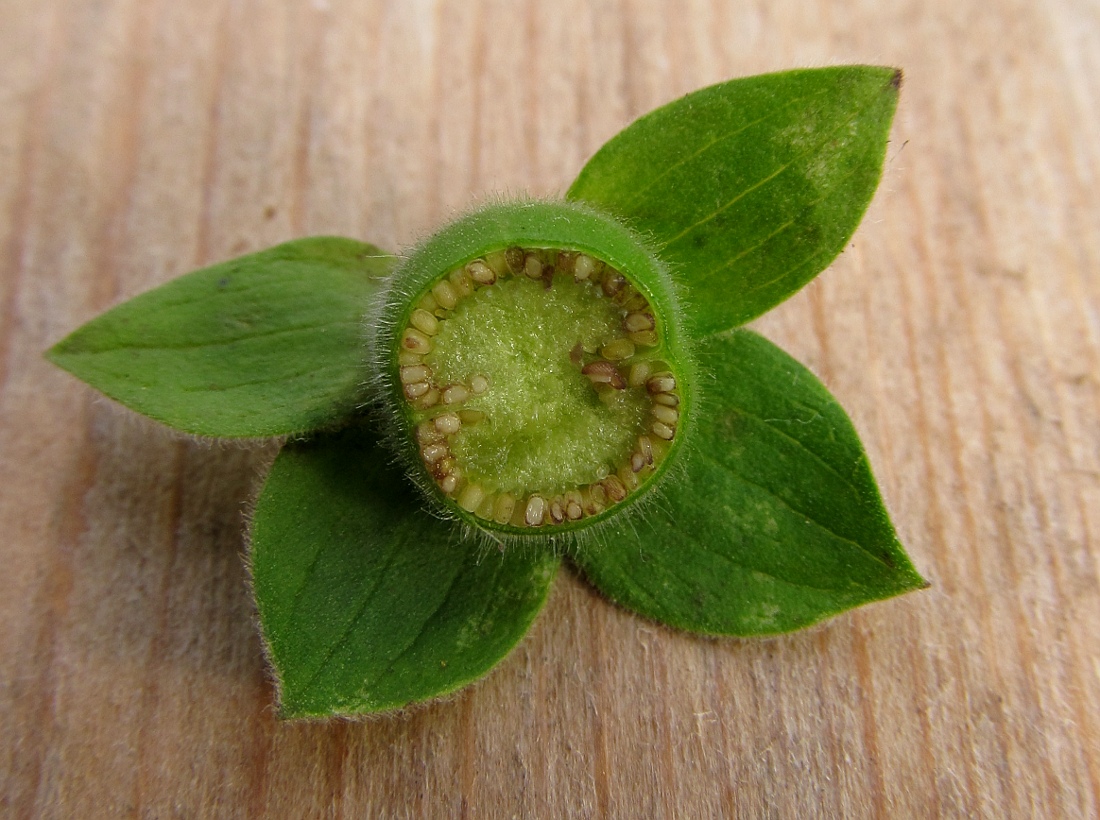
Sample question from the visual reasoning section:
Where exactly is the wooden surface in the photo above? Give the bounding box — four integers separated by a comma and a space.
2, 1, 1098, 817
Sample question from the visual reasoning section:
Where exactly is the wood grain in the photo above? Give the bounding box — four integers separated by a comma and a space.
2, 1, 1098, 816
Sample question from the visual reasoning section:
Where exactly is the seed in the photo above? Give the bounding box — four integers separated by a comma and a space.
603, 475, 627, 502
466, 260, 496, 285
440, 474, 458, 494
524, 253, 543, 280
652, 421, 675, 440
417, 293, 438, 313
653, 392, 679, 407
484, 250, 509, 275
442, 384, 469, 405
564, 490, 584, 520
601, 339, 635, 361
422, 443, 448, 464
401, 328, 432, 354
476, 495, 496, 519
652, 404, 679, 425
549, 496, 566, 524
505, 246, 525, 273
629, 330, 659, 347
602, 271, 626, 297
622, 293, 649, 312
470, 374, 490, 394
416, 387, 440, 408
400, 364, 430, 384
459, 409, 485, 424
449, 268, 474, 297
525, 495, 547, 526
404, 381, 430, 399
581, 361, 626, 389
493, 493, 516, 524
583, 483, 607, 515
638, 435, 655, 465
432, 280, 458, 310
410, 309, 440, 336
435, 456, 456, 477
458, 483, 485, 512
618, 465, 638, 491
434, 413, 461, 435
574, 254, 598, 281
624, 312, 655, 333
555, 252, 575, 275
417, 421, 442, 445
631, 453, 646, 473
646, 372, 676, 394
628, 361, 652, 388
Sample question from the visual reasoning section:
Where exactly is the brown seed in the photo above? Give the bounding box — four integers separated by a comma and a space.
404, 381, 430, 399
652, 421, 675, 440
524, 253, 544, 280
629, 330, 659, 347
602, 271, 626, 297
459, 409, 485, 424
505, 246, 525, 273
434, 413, 462, 435
466, 260, 496, 285
549, 496, 566, 524
493, 494, 516, 524
564, 490, 584, 520
470, 374, 490, 394
628, 361, 652, 388
653, 392, 679, 407
525, 495, 547, 526
422, 443, 448, 464
400, 364, 430, 384
581, 361, 626, 389
442, 384, 470, 405
652, 404, 679, 425
601, 339, 636, 361
646, 372, 676, 394
432, 280, 458, 310
603, 475, 627, 502
631, 452, 646, 473
638, 435, 655, 465
458, 483, 485, 512
624, 312, 655, 333
401, 328, 432, 354
410, 309, 440, 336
583, 483, 607, 515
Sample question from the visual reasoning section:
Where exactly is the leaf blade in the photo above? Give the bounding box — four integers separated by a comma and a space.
250, 427, 559, 718
47, 237, 394, 437
568, 66, 900, 333
572, 330, 924, 636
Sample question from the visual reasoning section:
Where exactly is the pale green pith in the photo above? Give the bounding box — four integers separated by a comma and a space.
423, 275, 652, 495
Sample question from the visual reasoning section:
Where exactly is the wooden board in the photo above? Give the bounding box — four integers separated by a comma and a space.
2, 1, 1098, 816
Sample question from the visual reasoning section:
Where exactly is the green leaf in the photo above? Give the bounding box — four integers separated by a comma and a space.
568, 66, 900, 334
47, 237, 394, 437
572, 330, 924, 636
250, 426, 559, 718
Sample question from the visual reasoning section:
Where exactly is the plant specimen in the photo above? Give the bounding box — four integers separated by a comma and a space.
47, 67, 924, 718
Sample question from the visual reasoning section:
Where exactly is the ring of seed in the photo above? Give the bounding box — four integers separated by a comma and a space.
397, 246, 682, 528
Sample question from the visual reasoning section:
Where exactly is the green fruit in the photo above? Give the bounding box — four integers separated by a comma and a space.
369, 199, 696, 541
